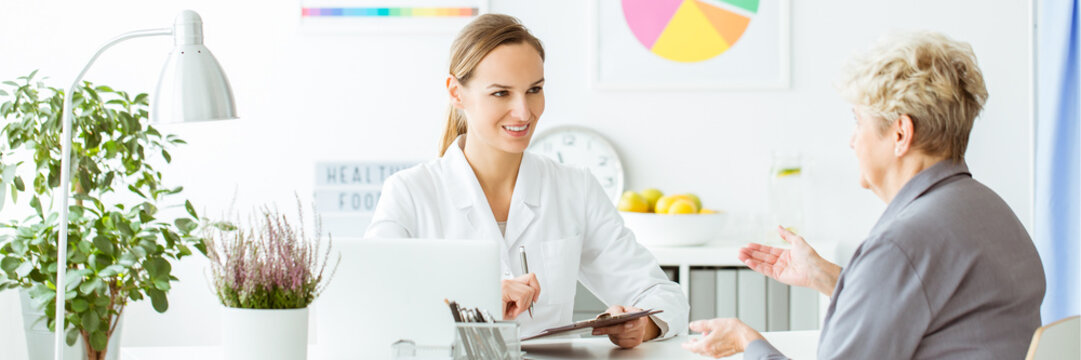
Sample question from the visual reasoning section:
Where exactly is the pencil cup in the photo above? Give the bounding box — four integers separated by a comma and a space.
452, 321, 521, 360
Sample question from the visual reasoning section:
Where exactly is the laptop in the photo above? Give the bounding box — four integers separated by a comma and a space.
314, 238, 501, 359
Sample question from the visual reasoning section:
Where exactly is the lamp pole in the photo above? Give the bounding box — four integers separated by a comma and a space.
52, 10, 235, 359
55, 28, 173, 360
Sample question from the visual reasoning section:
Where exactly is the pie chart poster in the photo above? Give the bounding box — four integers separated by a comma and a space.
593, 0, 789, 90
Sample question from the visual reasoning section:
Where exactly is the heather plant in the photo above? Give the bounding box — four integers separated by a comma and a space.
206, 199, 339, 309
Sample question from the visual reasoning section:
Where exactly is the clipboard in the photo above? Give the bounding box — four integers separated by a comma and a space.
521, 309, 663, 341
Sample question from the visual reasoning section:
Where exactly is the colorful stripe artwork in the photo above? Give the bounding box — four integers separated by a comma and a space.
301, 7, 478, 17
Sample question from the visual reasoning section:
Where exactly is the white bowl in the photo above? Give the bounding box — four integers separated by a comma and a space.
619, 211, 726, 247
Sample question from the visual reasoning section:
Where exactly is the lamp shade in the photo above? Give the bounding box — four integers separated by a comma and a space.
151, 10, 237, 123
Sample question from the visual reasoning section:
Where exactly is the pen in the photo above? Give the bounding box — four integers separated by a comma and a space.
445, 299, 476, 359
519, 245, 534, 319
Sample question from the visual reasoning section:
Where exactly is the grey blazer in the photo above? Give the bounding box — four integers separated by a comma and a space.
746, 160, 1045, 359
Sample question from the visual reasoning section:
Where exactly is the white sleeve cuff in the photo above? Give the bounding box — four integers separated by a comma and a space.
648, 314, 675, 340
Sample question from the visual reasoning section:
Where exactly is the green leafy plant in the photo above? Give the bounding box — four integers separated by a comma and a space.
0, 71, 210, 360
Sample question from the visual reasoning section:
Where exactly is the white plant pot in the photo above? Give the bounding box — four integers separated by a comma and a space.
222, 306, 309, 360
19, 290, 123, 360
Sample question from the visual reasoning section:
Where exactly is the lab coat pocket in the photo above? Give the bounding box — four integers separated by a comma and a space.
540, 234, 582, 307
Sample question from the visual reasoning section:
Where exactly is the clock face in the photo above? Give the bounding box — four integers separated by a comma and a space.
528, 126, 625, 204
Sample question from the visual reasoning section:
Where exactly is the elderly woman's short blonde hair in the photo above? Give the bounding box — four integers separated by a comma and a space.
838, 31, 988, 161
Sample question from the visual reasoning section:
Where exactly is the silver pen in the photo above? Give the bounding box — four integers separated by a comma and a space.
519, 245, 534, 319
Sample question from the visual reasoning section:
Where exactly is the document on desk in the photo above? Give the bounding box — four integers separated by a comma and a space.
521, 309, 663, 341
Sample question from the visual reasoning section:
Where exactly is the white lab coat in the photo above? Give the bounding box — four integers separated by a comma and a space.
365, 136, 689, 339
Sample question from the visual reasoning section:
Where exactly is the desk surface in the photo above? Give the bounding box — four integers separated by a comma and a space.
121, 331, 818, 360
523, 331, 817, 360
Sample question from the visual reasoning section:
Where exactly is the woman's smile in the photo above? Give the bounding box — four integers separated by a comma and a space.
502, 122, 530, 137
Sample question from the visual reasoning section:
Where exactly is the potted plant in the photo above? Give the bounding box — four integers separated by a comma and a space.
205, 198, 339, 360
0, 71, 209, 360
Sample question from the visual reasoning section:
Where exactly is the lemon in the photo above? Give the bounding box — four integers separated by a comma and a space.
654, 195, 677, 214
617, 191, 649, 213
679, 193, 703, 211
639, 188, 664, 212
667, 199, 698, 214
699, 208, 718, 214
776, 167, 802, 177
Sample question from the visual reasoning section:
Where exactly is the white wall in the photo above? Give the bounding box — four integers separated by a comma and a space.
0, 0, 1033, 357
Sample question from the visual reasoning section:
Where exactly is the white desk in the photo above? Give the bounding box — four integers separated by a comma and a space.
120, 331, 818, 360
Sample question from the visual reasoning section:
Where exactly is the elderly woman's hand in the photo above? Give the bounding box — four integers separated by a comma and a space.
681, 318, 764, 358
738, 226, 842, 296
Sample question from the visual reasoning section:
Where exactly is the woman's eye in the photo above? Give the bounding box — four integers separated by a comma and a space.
492, 91, 509, 97
528, 87, 543, 93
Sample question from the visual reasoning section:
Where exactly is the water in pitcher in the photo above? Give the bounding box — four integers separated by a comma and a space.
768, 152, 804, 244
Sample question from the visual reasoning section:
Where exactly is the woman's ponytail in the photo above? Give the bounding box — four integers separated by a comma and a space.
439, 106, 468, 156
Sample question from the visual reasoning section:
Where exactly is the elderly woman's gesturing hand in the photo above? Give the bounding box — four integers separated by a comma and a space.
681, 318, 764, 358
737, 226, 842, 296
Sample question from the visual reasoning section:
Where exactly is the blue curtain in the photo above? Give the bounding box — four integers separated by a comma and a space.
1036, 0, 1081, 324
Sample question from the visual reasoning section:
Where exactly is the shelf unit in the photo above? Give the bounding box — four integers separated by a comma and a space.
572, 241, 834, 333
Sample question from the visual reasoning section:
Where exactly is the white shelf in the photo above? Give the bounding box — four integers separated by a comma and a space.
640, 240, 836, 303
646, 243, 753, 267
643, 240, 837, 268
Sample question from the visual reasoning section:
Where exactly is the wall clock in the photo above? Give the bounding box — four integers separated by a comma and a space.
528, 126, 625, 204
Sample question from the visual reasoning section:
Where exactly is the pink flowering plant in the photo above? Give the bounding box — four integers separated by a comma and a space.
205, 200, 338, 309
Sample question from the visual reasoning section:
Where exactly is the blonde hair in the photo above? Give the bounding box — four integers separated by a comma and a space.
439, 14, 545, 156
837, 31, 988, 161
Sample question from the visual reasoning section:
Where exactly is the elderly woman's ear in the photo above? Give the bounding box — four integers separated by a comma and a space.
893, 114, 916, 157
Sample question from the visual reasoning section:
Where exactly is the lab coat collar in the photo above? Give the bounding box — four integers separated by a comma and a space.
443, 137, 479, 211
441, 135, 541, 248
441, 137, 508, 272
505, 148, 540, 248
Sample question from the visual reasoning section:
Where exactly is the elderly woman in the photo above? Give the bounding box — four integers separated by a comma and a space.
682, 31, 1046, 359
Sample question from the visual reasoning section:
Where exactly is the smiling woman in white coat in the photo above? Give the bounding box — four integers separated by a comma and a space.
364, 14, 688, 348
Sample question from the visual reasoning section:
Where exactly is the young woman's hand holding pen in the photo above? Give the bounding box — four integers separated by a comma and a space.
501, 273, 540, 320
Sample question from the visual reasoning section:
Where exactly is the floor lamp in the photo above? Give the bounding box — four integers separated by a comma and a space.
53, 10, 236, 359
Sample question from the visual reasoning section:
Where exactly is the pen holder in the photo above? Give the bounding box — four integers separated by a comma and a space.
452, 321, 521, 360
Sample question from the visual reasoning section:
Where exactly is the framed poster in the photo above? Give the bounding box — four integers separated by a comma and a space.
590, 0, 790, 90
300, 0, 489, 34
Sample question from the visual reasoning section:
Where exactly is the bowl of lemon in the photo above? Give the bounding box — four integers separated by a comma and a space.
617, 188, 724, 247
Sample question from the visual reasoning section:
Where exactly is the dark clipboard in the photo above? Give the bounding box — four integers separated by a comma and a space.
521, 309, 663, 341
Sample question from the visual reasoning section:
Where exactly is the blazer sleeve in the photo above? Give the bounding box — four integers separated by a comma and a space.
363, 173, 417, 239
575, 170, 690, 339
744, 339, 794, 360
814, 237, 932, 360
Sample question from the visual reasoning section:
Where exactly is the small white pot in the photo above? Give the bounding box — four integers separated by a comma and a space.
20, 289, 124, 360
222, 306, 309, 360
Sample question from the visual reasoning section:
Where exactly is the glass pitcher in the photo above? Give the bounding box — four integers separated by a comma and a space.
767, 151, 805, 244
